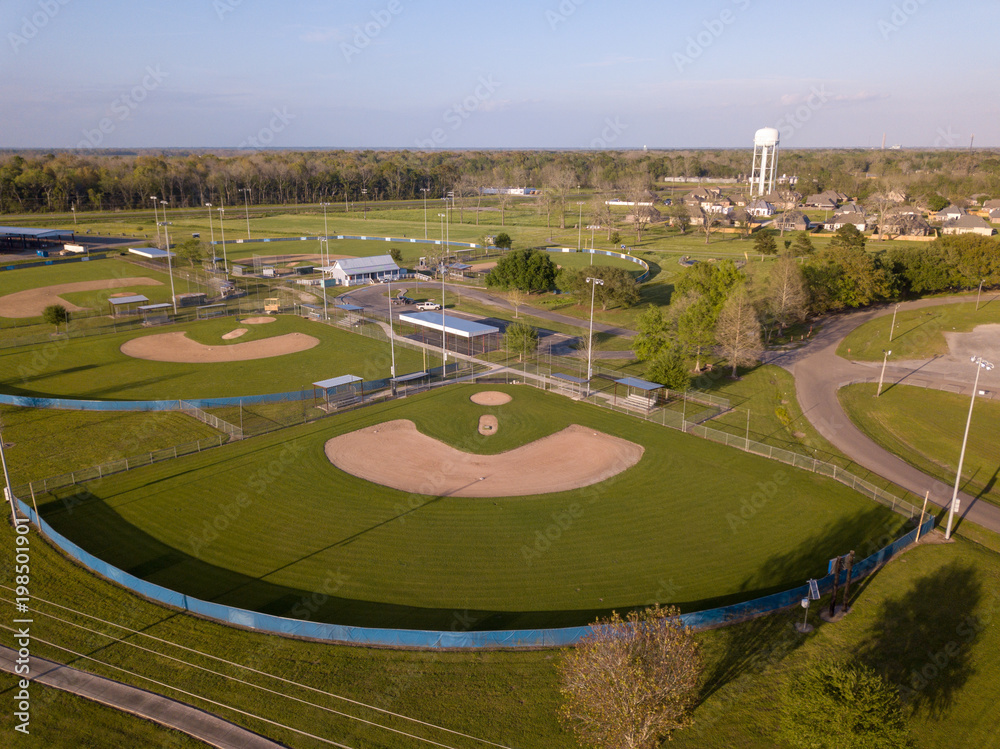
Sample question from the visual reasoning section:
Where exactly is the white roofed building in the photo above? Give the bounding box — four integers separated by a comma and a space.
322, 254, 402, 286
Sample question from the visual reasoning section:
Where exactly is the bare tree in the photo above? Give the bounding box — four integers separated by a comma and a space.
764, 254, 808, 339
505, 287, 527, 318
543, 164, 576, 230
865, 190, 898, 240
559, 606, 702, 749
700, 207, 727, 245
715, 286, 762, 377
668, 203, 690, 235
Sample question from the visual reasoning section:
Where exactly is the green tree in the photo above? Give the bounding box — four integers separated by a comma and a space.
925, 194, 949, 212
715, 286, 762, 377
647, 342, 692, 391
559, 606, 702, 749
494, 231, 513, 249
485, 249, 556, 292
564, 265, 639, 311
43, 304, 69, 332
753, 229, 778, 256
633, 305, 672, 362
779, 660, 909, 749
791, 230, 816, 256
829, 223, 867, 252
388, 247, 403, 263
668, 203, 690, 235
675, 258, 744, 314
805, 243, 896, 312
504, 321, 538, 362
674, 292, 717, 373
174, 238, 205, 268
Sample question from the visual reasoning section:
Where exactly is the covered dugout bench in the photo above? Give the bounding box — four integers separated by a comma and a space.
312, 375, 364, 412
397, 311, 501, 356
613, 376, 665, 413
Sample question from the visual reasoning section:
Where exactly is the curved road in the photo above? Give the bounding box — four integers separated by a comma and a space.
769, 295, 1000, 534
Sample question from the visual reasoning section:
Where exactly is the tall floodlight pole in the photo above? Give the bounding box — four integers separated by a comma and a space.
889, 303, 901, 342
387, 278, 397, 378
206, 203, 215, 267
876, 349, 892, 397
361, 188, 368, 220
159, 202, 177, 314
439, 213, 447, 375
71, 204, 77, 225
586, 277, 605, 388
577, 201, 585, 249
151, 196, 161, 247
218, 207, 228, 274
420, 186, 429, 238
976, 279, 984, 311
0, 420, 19, 523
945, 356, 995, 539
239, 187, 251, 239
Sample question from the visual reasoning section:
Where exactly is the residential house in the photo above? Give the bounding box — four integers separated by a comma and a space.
936, 204, 967, 222
824, 212, 868, 232
746, 199, 776, 217
941, 214, 996, 237
880, 208, 933, 237
771, 211, 812, 232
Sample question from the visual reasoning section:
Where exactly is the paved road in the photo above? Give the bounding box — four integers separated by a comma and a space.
770, 295, 1000, 534
0, 646, 283, 749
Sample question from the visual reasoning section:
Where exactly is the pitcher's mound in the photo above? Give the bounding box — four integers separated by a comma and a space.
470, 391, 512, 406
478, 415, 498, 436
325, 420, 644, 497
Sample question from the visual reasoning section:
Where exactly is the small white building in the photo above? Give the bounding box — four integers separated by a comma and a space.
824, 212, 868, 232
746, 199, 776, 217
321, 254, 402, 286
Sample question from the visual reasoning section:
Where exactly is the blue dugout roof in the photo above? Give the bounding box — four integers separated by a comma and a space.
552, 373, 589, 384
615, 376, 663, 392
398, 311, 499, 338
313, 375, 362, 390
108, 295, 149, 306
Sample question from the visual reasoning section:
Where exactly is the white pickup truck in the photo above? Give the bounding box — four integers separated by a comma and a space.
415, 301, 441, 311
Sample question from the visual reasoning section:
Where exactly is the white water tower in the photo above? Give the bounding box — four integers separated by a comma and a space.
751, 127, 780, 198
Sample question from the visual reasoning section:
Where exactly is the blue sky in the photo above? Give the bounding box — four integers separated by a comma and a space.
3, 0, 997, 149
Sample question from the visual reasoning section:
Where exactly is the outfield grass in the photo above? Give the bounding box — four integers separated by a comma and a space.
39, 384, 909, 631
0, 315, 436, 401
838, 300, 1000, 361
0, 406, 221, 483
839, 384, 1000, 507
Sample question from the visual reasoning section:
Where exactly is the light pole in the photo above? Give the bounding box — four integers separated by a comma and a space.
217, 208, 228, 275
387, 278, 397, 379
976, 279, 984, 311
420, 186, 429, 238
945, 356, 995, 539
205, 203, 215, 266
889, 303, 901, 342
239, 187, 251, 239
586, 277, 605, 387
71, 204, 77, 225
151, 196, 160, 247
361, 188, 368, 220
577, 201, 584, 250
159, 213, 177, 314
876, 349, 892, 397
439, 213, 447, 375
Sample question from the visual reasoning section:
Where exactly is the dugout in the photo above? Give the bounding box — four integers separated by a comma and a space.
550, 372, 589, 399
197, 303, 227, 320
397, 311, 501, 355
613, 376, 665, 412
108, 294, 149, 318
312, 374, 364, 412
176, 292, 208, 308
138, 302, 172, 326
390, 370, 429, 397
333, 303, 365, 326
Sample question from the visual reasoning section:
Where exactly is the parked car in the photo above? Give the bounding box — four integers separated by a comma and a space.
416, 301, 441, 311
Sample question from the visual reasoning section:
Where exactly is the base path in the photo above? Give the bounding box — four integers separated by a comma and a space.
0, 277, 164, 318
121, 331, 319, 363
326, 419, 644, 497
0, 646, 282, 749
771, 295, 1000, 534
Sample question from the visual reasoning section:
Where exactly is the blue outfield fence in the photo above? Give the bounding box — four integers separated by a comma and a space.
13, 494, 935, 649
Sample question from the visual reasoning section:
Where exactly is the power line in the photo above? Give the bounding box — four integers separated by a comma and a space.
1, 586, 517, 749
2, 599, 466, 749
0, 623, 356, 749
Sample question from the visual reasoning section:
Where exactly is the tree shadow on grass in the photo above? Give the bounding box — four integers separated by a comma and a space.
855, 560, 982, 717
697, 506, 906, 702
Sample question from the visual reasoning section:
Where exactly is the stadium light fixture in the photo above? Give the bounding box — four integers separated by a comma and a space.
945, 356, 995, 539
876, 349, 891, 397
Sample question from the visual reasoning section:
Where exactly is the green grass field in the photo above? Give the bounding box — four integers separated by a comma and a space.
0, 406, 221, 483
839, 384, 1000, 507
0, 314, 437, 401
838, 300, 1000, 361
38, 384, 909, 631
